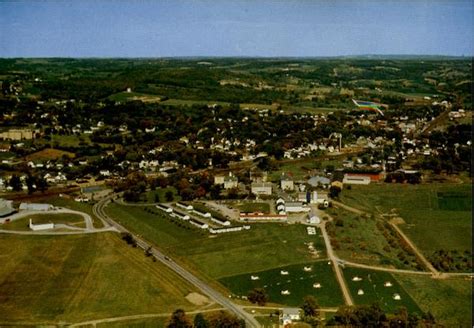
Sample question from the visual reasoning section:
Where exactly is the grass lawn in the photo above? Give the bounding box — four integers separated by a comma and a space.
137, 187, 180, 203
339, 183, 472, 254
220, 261, 344, 307
1, 213, 85, 230
341, 267, 421, 314
105, 204, 327, 279
393, 274, 472, 327
235, 202, 271, 213
0, 233, 199, 323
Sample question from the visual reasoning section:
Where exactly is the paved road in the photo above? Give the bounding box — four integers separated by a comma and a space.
93, 195, 261, 328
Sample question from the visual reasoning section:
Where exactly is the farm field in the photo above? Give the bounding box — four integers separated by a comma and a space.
219, 261, 344, 307
105, 204, 327, 279
341, 267, 421, 314
1, 213, 85, 230
393, 274, 472, 327
326, 208, 420, 269
0, 233, 199, 324
338, 183, 472, 254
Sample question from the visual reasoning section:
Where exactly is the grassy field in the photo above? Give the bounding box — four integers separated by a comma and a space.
0, 233, 199, 323
25, 148, 75, 161
235, 202, 271, 213
326, 208, 420, 269
138, 187, 180, 203
339, 183, 472, 254
105, 204, 327, 279
341, 267, 421, 314
220, 261, 344, 307
1, 213, 85, 230
394, 274, 472, 327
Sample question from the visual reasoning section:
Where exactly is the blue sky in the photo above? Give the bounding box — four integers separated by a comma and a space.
0, 0, 472, 57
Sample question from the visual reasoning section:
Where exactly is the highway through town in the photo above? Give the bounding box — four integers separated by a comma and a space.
93, 195, 261, 328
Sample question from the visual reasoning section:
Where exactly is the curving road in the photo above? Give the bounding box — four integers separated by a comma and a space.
93, 195, 261, 328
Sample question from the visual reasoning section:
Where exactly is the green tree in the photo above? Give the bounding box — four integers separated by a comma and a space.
193, 313, 209, 328
167, 309, 192, 328
9, 175, 22, 192
247, 288, 268, 306
165, 190, 174, 202
301, 295, 319, 317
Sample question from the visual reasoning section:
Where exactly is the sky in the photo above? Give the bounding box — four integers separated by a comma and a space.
0, 0, 472, 57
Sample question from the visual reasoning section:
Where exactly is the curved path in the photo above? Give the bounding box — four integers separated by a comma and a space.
93, 195, 261, 328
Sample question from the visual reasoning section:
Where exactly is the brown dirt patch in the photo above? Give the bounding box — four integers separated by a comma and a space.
185, 292, 209, 306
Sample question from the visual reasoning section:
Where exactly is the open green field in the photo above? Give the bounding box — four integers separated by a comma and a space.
0, 233, 199, 324
235, 202, 271, 213
339, 183, 472, 254
105, 204, 327, 279
394, 274, 472, 327
326, 208, 420, 269
341, 267, 421, 314
1, 213, 85, 230
220, 261, 344, 307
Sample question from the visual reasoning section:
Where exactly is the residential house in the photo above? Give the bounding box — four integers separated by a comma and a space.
281, 308, 301, 326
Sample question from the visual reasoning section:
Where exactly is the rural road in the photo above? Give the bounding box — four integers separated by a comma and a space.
315, 206, 354, 306
93, 195, 261, 328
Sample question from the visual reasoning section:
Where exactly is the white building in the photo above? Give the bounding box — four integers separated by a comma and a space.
251, 182, 272, 195
29, 219, 54, 231
285, 202, 310, 213
281, 308, 301, 326
19, 203, 53, 211
343, 174, 371, 185
280, 175, 294, 191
